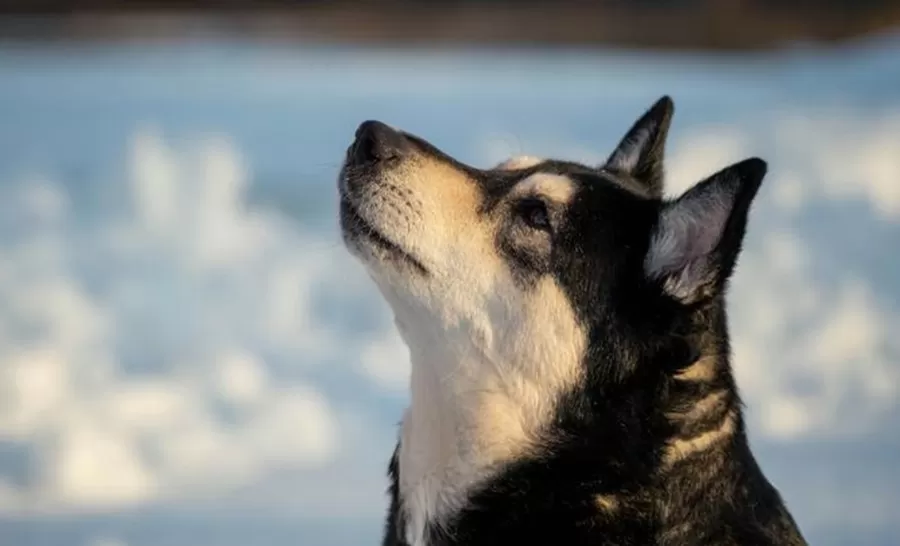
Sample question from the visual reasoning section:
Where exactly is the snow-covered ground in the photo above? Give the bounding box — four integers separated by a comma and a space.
0, 36, 898, 546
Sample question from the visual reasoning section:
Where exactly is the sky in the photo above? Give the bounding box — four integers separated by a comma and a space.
0, 33, 898, 546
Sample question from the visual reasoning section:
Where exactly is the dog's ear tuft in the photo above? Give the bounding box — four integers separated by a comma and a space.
603, 96, 674, 197
644, 157, 767, 303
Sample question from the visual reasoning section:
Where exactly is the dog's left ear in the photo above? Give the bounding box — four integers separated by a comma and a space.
644, 157, 767, 303
603, 96, 674, 197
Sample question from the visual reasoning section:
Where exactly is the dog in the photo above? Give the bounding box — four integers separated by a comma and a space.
337, 97, 807, 546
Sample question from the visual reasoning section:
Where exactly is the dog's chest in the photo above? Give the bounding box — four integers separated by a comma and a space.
397, 418, 481, 546
399, 478, 446, 546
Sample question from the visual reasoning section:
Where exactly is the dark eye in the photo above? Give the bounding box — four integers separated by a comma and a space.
519, 199, 551, 231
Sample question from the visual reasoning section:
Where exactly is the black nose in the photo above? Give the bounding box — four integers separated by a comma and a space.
351, 120, 411, 164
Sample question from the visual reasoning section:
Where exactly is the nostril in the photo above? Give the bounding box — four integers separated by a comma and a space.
377, 148, 400, 162
355, 133, 378, 162
351, 120, 409, 164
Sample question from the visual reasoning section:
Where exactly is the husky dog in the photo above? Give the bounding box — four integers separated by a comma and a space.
337, 97, 807, 546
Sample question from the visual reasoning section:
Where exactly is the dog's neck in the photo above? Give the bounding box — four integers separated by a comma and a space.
392, 302, 758, 546
396, 334, 572, 546
394, 345, 754, 546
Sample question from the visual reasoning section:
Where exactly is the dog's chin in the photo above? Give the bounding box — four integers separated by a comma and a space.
339, 197, 429, 276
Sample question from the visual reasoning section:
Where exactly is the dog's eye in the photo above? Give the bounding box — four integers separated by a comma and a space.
519, 199, 551, 231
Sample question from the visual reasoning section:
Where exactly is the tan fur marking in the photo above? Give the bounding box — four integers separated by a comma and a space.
595, 494, 620, 513
467, 391, 539, 463
462, 276, 587, 464
660, 521, 695, 542
412, 156, 481, 217
494, 155, 543, 170
673, 355, 718, 382
663, 410, 736, 467
666, 389, 728, 422
512, 173, 578, 205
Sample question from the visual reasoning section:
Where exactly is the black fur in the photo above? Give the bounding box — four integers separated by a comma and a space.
604, 95, 673, 198
363, 98, 807, 546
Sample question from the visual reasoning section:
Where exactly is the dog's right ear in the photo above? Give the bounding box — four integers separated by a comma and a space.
603, 96, 674, 198
644, 157, 767, 303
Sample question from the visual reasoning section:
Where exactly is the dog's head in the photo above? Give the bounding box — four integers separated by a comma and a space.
338, 97, 766, 390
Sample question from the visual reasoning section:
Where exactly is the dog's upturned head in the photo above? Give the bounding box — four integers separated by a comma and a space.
339, 97, 764, 382
338, 97, 781, 545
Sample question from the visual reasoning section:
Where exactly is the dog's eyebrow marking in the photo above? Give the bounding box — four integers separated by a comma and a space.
512, 173, 578, 204
494, 155, 544, 171
662, 410, 736, 467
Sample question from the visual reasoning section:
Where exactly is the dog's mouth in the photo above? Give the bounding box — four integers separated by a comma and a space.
338, 119, 429, 275
339, 195, 428, 275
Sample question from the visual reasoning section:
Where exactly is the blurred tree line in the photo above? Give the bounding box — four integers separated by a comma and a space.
0, 0, 899, 49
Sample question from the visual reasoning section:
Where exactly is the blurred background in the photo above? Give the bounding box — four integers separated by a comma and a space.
0, 1, 898, 545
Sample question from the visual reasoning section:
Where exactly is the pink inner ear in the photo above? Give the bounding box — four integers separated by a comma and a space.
644, 190, 733, 298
